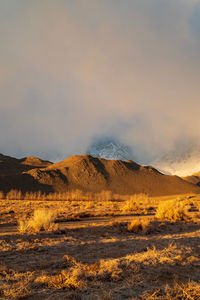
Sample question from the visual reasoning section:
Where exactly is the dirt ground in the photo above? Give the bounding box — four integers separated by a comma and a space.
1, 195, 200, 299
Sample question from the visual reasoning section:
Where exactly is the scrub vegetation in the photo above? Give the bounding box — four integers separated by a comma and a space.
18, 209, 58, 233
1, 192, 200, 299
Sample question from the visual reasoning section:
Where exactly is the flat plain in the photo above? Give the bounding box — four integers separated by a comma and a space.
1, 193, 200, 299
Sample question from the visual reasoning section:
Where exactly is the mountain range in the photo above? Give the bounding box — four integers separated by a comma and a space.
88, 139, 200, 177
0, 153, 200, 196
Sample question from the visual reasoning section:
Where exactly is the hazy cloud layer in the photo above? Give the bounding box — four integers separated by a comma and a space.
1, 0, 200, 163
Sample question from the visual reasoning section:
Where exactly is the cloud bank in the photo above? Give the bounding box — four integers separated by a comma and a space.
1, 0, 200, 163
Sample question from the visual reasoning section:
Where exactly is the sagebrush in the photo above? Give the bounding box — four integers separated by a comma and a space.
18, 209, 58, 233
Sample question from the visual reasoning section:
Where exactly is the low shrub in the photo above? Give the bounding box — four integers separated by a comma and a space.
155, 199, 190, 222
18, 209, 58, 233
122, 194, 149, 212
127, 218, 151, 233
122, 199, 138, 212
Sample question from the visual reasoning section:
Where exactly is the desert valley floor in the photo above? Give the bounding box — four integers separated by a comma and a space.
1, 193, 200, 299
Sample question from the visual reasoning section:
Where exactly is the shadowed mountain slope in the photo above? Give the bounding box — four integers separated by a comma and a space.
22, 154, 200, 196
0, 153, 200, 195
0, 153, 52, 175
0, 154, 53, 193
183, 172, 200, 187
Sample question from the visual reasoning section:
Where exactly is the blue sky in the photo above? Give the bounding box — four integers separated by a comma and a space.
1, 0, 200, 162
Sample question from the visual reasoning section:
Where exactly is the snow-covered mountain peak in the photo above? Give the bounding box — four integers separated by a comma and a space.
152, 144, 200, 176
88, 139, 134, 161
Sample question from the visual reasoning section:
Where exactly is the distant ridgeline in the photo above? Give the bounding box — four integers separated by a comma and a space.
0, 153, 200, 196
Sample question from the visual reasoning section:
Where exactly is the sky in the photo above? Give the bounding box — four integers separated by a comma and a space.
1, 0, 200, 163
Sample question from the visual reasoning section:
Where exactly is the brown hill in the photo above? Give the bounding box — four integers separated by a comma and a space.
21, 154, 200, 196
19, 156, 52, 167
0, 153, 51, 175
0, 154, 52, 192
183, 172, 200, 187
0, 153, 200, 196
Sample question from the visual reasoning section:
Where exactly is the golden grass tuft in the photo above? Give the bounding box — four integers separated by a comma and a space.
141, 280, 200, 299
122, 199, 138, 212
0, 270, 34, 299
46, 255, 136, 291
49, 270, 85, 290
18, 209, 58, 233
155, 199, 190, 222
127, 218, 151, 233
122, 194, 149, 212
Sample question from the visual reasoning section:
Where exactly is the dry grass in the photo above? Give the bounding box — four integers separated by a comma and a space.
127, 218, 151, 233
6, 190, 22, 200
38, 254, 139, 292
155, 198, 191, 222
1, 200, 200, 299
1, 192, 199, 228
2, 189, 135, 202
1, 193, 200, 298
122, 194, 150, 214
140, 280, 200, 299
2, 189, 153, 206
122, 199, 138, 212
48, 270, 85, 290
33, 242, 200, 298
0, 268, 34, 299
0, 192, 158, 226
18, 209, 58, 233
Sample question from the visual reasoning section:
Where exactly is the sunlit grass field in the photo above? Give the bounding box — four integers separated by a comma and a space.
1, 191, 200, 299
